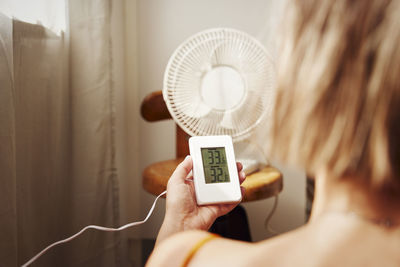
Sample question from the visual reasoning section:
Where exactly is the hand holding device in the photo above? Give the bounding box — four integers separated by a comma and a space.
156, 152, 245, 244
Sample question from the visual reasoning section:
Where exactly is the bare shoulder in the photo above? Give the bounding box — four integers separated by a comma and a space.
254, 219, 400, 267
146, 227, 314, 267
146, 230, 256, 267
146, 221, 400, 266
146, 230, 209, 267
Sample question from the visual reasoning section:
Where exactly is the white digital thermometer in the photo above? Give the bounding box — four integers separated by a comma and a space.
189, 135, 242, 205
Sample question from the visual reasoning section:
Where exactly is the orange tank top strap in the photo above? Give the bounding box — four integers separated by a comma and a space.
181, 233, 220, 267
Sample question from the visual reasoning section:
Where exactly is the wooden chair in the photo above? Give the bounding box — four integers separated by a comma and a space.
141, 90, 283, 240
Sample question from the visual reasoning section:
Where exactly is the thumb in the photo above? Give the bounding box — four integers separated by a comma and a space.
169, 156, 193, 184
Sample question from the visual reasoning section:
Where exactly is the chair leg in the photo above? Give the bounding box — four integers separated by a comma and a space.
209, 205, 252, 242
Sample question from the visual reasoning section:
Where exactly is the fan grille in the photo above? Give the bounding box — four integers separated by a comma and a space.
163, 28, 275, 141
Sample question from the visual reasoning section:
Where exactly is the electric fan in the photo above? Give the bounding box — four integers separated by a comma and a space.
163, 28, 275, 173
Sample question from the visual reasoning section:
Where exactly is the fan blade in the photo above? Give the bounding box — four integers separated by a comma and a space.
219, 111, 235, 130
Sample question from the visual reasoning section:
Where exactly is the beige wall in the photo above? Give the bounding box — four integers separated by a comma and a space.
124, 0, 306, 241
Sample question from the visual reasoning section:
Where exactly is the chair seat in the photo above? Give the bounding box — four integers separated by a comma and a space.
142, 158, 283, 202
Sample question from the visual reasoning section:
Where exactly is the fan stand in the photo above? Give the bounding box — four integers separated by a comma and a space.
141, 90, 283, 241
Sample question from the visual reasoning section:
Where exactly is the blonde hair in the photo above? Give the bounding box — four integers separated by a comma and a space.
270, 0, 400, 194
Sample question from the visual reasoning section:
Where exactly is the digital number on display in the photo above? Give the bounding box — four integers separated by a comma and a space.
201, 147, 230, 183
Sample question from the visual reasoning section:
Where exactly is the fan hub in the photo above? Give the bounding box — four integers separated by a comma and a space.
200, 66, 245, 111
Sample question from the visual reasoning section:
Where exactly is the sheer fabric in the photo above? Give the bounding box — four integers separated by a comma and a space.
0, 0, 122, 265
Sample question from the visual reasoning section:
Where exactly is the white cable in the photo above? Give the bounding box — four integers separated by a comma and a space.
264, 195, 279, 235
22, 190, 167, 267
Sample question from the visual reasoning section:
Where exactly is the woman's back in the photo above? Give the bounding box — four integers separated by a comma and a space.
149, 214, 400, 267
253, 215, 400, 267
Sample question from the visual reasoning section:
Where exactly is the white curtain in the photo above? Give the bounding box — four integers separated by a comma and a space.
0, 0, 125, 265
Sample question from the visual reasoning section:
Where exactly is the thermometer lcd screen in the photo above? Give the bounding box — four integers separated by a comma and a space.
201, 147, 230, 184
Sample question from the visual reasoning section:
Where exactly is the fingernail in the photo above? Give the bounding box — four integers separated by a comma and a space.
240, 171, 246, 178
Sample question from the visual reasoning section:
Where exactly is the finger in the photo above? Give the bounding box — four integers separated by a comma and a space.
236, 162, 243, 172
218, 204, 236, 216
239, 170, 246, 184
184, 175, 194, 183
169, 156, 193, 184
240, 185, 246, 197
209, 203, 236, 218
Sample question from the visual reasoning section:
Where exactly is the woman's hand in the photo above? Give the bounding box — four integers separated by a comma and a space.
156, 156, 246, 245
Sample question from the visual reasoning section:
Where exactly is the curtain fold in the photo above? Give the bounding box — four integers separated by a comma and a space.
13, 18, 71, 266
68, 0, 121, 265
0, 12, 18, 267
0, 0, 122, 265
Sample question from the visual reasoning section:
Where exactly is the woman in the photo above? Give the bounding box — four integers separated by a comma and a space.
147, 0, 400, 266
